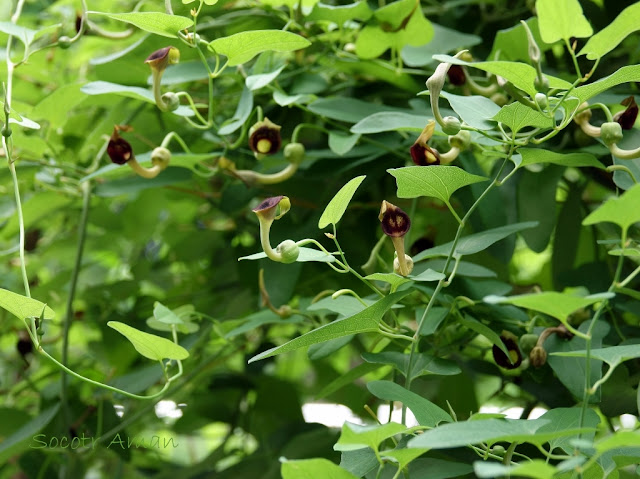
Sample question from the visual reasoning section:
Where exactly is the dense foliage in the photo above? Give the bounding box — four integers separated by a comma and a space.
1, 0, 640, 478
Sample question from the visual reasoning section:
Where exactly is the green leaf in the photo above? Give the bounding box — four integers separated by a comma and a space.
574, 65, 640, 102
418, 307, 449, 336
493, 102, 553, 133
0, 289, 55, 321
318, 175, 366, 229
489, 17, 550, 62
208, 30, 311, 66
245, 65, 285, 90
546, 321, 608, 402
594, 431, 640, 454
238, 246, 337, 263
328, 131, 361, 156
248, 290, 411, 362
414, 222, 539, 261
407, 413, 593, 449
0, 21, 37, 46
224, 310, 305, 338
459, 315, 509, 357
88, 11, 193, 38
518, 165, 565, 252
583, 183, 640, 234
308, 335, 354, 360
365, 273, 413, 292
80, 81, 195, 117
484, 292, 611, 326
367, 380, 453, 427
0, 404, 60, 463
535, 0, 592, 43
93, 167, 193, 197
316, 362, 384, 398
107, 321, 189, 361
351, 112, 429, 134
282, 458, 359, 479
308, 97, 400, 123
408, 459, 473, 478
431, 54, 573, 98
153, 302, 183, 325
388, 165, 487, 203
519, 148, 604, 169
306, 1, 373, 24
334, 421, 408, 452
411, 269, 447, 282
537, 408, 600, 454
307, 295, 371, 317
29, 83, 85, 128
362, 351, 460, 380
475, 460, 557, 479
219, 85, 253, 135
553, 344, 640, 368
439, 91, 500, 131
381, 448, 430, 469
423, 258, 496, 278
355, 0, 434, 60
582, 3, 640, 59
2, 191, 72, 239
402, 23, 481, 67
273, 90, 314, 107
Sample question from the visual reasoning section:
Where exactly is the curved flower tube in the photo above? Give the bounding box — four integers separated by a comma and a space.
145, 47, 180, 112
574, 102, 605, 138
222, 142, 305, 186
252, 196, 298, 263
107, 126, 171, 179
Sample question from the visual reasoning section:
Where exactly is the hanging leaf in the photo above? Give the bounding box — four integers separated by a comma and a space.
388, 166, 487, 203
535, 0, 592, 44
579, 3, 640, 59
108, 321, 189, 361
351, 112, 430, 134
431, 55, 572, 98
248, 290, 411, 362
318, 176, 366, 229
414, 221, 538, 261
518, 148, 604, 169
208, 30, 311, 66
306, 1, 373, 24
483, 292, 613, 331
493, 102, 553, 133
438, 92, 500, 131
282, 458, 359, 479
334, 421, 409, 452
574, 65, 640, 102
582, 183, 640, 234
0, 289, 55, 321
328, 131, 361, 156
89, 11, 193, 38
80, 81, 195, 116
367, 380, 453, 426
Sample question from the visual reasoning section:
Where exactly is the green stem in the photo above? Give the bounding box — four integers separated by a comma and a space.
39, 345, 180, 400
618, 263, 640, 288
403, 155, 511, 422
60, 181, 92, 432
576, 230, 627, 440
7, 158, 30, 297
564, 38, 582, 78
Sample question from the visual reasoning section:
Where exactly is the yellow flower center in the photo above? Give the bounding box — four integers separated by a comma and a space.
257, 139, 272, 154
